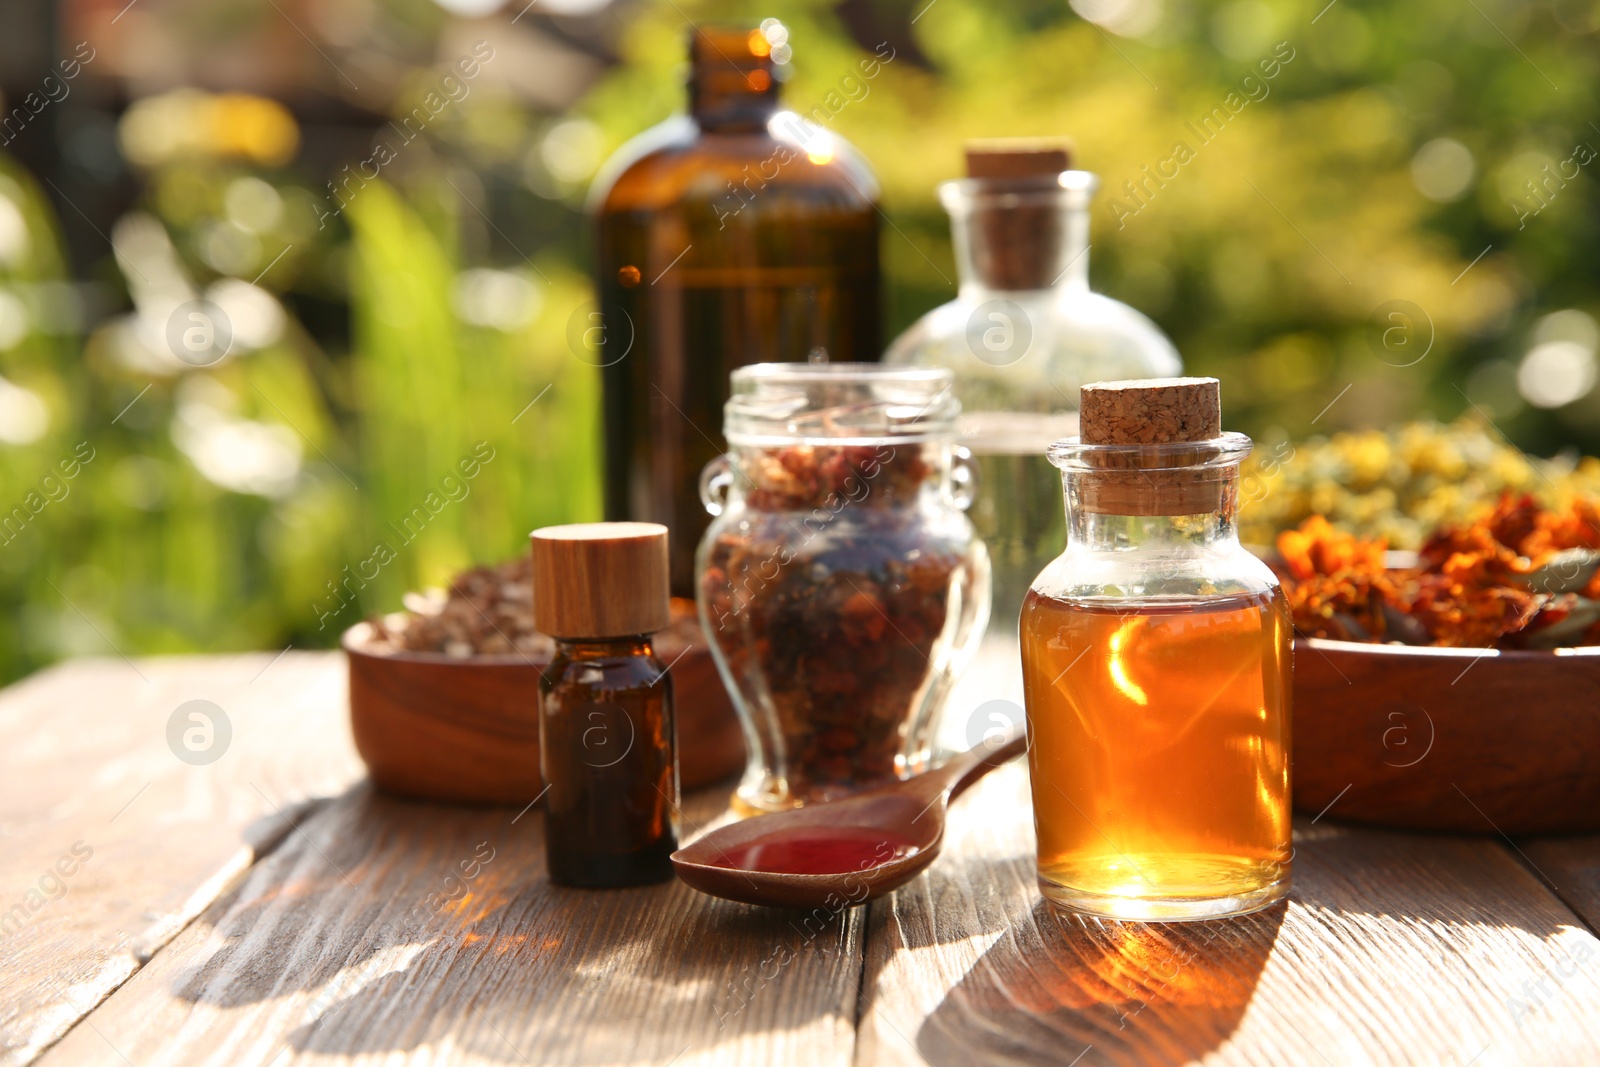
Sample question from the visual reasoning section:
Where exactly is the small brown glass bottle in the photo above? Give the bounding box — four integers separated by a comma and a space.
532, 522, 679, 887
591, 22, 883, 596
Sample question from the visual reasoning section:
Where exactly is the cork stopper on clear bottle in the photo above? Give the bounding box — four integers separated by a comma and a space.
1024, 376, 1291, 921
1074, 376, 1228, 516
962, 138, 1076, 292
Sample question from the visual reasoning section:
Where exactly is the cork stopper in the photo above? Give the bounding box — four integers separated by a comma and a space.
531, 522, 670, 639
1076, 378, 1226, 516
965, 138, 1074, 181
1080, 378, 1221, 445
960, 138, 1076, 291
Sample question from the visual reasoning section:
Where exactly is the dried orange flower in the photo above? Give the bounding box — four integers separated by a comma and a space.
1274, 517, 1400, 642
1278, 515, 1387, 582
1275, 494, 1600, 649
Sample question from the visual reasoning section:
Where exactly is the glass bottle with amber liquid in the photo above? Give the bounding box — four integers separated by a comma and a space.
1021, 378, 1291, 920
590, 21, 882, 595
533, 522, 679, 887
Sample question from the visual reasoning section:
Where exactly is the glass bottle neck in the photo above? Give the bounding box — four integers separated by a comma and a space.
691, 77, 779, 130
554, 635, 656, 659
688, 30, 779, 131
942, 174, 1095, 297
1065, 474, 1242, 553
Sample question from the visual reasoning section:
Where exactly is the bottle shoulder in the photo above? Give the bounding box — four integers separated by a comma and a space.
885, 290, 1182, 411
591, 111, 880, 215
587, 115, 700, 212
542, 647, 668, 696
1030, 542, 1281, 602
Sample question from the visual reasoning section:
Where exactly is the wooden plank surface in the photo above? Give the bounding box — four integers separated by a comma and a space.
1520, 837, 1600, 932
35, 783, 864, 1067
10, 656, 1600, 1067
859, 761, 1600, 1067
0, 653, 364, 1067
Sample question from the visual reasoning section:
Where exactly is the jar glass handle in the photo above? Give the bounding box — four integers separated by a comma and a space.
949, 445, 979, 511
700, 455, 734, 517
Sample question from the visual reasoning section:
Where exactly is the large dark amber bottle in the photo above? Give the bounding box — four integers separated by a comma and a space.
591, 22, 882, 595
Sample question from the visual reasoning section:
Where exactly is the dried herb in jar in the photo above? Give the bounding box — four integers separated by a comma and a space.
701, 442, 971, 804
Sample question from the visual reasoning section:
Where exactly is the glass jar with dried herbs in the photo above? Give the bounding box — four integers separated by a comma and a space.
697, 364, 990, 814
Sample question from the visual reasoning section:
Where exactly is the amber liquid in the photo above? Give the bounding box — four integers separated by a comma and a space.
597, 216, 878, 594
594, 76, 881, 595
1020, 590, 1292, 919
540, 638, 680, 887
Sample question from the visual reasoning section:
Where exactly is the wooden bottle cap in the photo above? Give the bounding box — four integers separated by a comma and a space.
531, 522, 670, 639
1076, 378, 1225, 516
1080, 377, 1221, 445
965, 138, 1074, 180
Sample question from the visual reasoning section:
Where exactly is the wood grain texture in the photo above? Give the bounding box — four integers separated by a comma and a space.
0, 653, 363, 1067
1520, 836, 1600, 933
344, 624, 546, 806
859, 761, 1600, 1067
14, 655, 1600, 1067
1293, 639, 1600, 834
36, 785, 864, 1067
531, 521, 671, 639
345, 602, 744, 805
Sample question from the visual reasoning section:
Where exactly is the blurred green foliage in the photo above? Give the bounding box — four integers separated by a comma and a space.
0, 152, 597, 682
0, 0, 1597, 681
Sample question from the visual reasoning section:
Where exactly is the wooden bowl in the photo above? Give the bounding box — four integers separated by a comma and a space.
345, 601, 745, 805
1292, 638, 1600, 834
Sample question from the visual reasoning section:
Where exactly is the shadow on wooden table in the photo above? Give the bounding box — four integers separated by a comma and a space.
914, 899, 1286, 1066
163, 782, 860, 1064
897, 811, 1598, 1066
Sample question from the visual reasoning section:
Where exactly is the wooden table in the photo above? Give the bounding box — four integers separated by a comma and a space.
3, 653, 1599, 1066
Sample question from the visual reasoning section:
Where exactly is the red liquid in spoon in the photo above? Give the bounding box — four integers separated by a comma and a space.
713, 825, 922, 875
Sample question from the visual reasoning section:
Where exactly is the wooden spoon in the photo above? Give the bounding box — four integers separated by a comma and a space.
672, 730, 1028, 909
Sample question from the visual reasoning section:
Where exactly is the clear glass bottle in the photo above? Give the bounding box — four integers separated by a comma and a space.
695, 364, 989, 813
884, 149, 1180, 744
591, 22, 882, 597
1020, 379, 1291, 920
